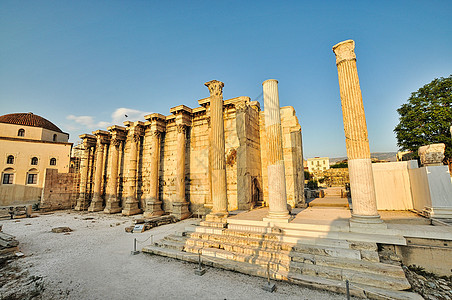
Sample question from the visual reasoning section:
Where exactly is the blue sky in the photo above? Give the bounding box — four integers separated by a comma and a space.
1, 0, 451, 158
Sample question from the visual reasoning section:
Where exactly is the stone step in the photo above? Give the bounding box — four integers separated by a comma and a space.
199, 221, 228, 228
184, 239, 399, 289
184, 239, 292, 263
163, 234, 189, 243
188, 231, 365, 260
189, 232, 294, 251
142, 245, 420, 299
288, 260, 410, 291
155, 239, 185, 251
290, 251, 405, 279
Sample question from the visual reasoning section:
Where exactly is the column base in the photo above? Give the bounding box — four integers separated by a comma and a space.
122, 202, 142, 216
264, 210, 290, 223
172, 202, 190, 220
349, 214, 387, 232
104, 201, 122, 214
206, 212, 228, 223
74, 198, 89, 211
88, 200, 104, 212
143, 200, 164, 218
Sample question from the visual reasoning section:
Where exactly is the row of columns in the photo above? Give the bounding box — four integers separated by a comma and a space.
73, 79, 293, 222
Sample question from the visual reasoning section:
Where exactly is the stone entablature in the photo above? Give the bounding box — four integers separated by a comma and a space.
74, 81, 304, 217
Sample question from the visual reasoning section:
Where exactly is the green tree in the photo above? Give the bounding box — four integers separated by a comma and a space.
394, 75, 452, 164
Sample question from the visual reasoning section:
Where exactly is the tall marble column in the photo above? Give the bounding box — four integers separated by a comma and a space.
104, 126, 126, 214
169, 106, 192, 220
122, 122, 143, 216
262, 79, 290, 221
75, 134, 96, 211
89, 131, 109, 212
205, 80, 228, 216
143, 113, 166, 218
333, 40, 382, 224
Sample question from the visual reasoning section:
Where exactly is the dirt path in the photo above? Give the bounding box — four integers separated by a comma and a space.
1, 210, 342, 300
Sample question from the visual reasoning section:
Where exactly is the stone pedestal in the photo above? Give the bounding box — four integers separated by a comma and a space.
75, 134, 96, 211
205, 80, 228, 217
413, 165, 452, 218
122, 122, 143, 216
262, 79, 290, 222
333, 40, 382, 225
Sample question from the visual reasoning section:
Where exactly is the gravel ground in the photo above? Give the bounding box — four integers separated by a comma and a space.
1, 210, 343, 300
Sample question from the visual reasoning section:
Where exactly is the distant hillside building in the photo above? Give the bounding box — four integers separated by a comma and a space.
307, 157, 330, 173
0, 113, 72, 206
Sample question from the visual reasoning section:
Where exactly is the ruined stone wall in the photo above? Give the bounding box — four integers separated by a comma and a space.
41, 168, 78, 211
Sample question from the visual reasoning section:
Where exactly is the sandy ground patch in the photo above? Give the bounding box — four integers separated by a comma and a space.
1, 210, 343, 299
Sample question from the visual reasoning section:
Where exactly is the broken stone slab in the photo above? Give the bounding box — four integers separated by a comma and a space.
51, 227, 72, 233
418, 143, 445, 166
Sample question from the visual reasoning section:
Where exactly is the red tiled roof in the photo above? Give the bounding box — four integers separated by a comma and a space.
0, 112, 63, 133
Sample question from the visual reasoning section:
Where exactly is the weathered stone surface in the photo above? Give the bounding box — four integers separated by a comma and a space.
418, 143, 445, 166
51, 227, 72, 233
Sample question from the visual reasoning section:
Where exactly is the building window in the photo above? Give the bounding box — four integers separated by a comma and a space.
27, 173, 38, 184
18, 129, 25, 137
2, 168, 14, 184
50, 158, 57, 166
7, 155, 14, 164
31, 157, 38, 165
3, 173, 13, 184
53, 134, 57, 141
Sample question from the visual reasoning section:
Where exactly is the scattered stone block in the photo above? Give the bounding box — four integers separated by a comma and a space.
51, 227, 72, 233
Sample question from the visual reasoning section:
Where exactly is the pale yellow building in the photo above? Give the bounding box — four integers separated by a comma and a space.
0, 113, 72, 206
307, 157, 330, 173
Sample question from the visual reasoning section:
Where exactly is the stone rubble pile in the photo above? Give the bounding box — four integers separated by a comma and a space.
403, 265, 452, 300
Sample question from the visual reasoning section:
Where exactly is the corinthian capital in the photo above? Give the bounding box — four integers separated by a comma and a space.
111, 138, 121, 148
205, 80, 224, 98
332, 40, 356, 65
177, 124, 187, 134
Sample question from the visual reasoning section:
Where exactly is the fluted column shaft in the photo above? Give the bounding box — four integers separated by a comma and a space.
149, 132, 161, 202
104, 139, 121, 213
263, 79, 289, 220
175, 125, 187, 203
333, 40, 380, 222
122, 132, 142, 215
75, 146, 90, 210
89, 141, 105, 212
205, 80, 228, 215
126, 136, 138, 203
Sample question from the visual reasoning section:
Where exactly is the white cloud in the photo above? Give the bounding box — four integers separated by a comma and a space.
66, 107, 152, 132
111, 107, 151, 125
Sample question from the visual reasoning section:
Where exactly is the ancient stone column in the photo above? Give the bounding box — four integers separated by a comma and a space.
262, 79, 290, 221
104, 139, 121, 213
122, 123, 143, 216
143, 114, 166, 217
144, 131, 164, 217
75, 135, 96, 211
205, 80, 228, 216
333, 40, 381, 224
88, 139, 105, 212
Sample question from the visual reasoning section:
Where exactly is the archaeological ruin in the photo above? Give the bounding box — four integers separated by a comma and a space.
25, 39, 451, 299
69, 79, 305, 219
